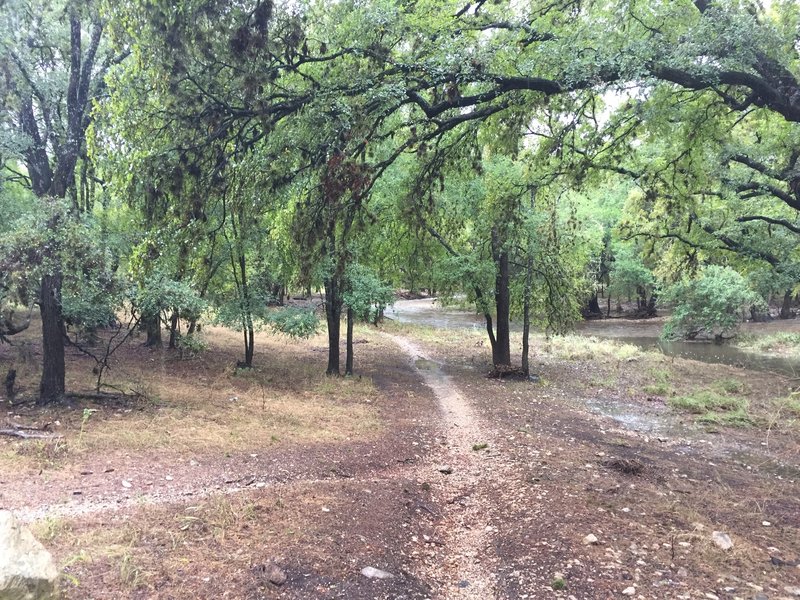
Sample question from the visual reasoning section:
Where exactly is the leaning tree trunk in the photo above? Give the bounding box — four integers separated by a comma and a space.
345, 306, 354, 376
324, 277, 342, 375
38, 273, 66, 404
780, 289, 794, 319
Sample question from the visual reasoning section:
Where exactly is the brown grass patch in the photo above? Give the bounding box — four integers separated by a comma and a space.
0, 322, 381, 471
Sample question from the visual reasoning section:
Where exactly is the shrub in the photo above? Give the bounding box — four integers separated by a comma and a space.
662, 266, 765, 342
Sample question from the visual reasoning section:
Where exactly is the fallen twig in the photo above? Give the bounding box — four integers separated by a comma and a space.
0, 429, 63, 440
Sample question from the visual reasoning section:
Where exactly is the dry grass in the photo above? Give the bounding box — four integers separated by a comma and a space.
0, 322, 381, 470
40, 483, 367, 598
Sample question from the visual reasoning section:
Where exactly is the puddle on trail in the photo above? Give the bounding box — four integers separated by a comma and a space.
585, 398, 692, 438
587, 398, 800, 480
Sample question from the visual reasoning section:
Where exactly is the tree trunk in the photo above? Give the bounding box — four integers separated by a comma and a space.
780, 289, 794, 319
345, 306, 354, 376
522, 256, 532, 378
240, 326, 254, 368
38, 274, 66, 404
238, 254, 254, 368
324, 277, 341, 375
491, 230, 511, 367
168, 310, 179, 349
645, 293, 657, 317
586, 293, 602, 316
143, 314, 162, 347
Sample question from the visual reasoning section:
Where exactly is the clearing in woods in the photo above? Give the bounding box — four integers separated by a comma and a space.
0, 319, 799, 599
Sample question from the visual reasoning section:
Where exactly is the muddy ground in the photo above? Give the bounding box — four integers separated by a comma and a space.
0, 320, 799, 599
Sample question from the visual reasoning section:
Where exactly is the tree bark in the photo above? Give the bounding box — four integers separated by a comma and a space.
324, 277, 342, 375
38, 273, 66, 404
491, 229, 511, 367
586, 293, 602, 316
780, 289, 794, 319
143, 314, 162, 347
522, 254, 532, 378
168, 310, 179, 349
345, 306, 354, 376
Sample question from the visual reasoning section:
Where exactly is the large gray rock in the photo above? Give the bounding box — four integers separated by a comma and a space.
0, 511, 58, 600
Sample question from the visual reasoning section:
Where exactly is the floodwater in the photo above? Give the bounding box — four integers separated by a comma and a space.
391, 299, 798, 479
388, 299, 800, 376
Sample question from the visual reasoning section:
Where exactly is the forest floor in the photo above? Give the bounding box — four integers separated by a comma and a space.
0, 320, 799, 599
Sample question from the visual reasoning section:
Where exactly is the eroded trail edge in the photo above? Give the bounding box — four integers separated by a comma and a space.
386, 333, 504, 600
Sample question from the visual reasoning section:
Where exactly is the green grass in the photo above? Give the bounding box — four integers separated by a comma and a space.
644, 381, 671, 396
669, 389, 752, 427
738, 332, 800, 355
712, 378, 745, 395
643, 367, 672, 396
545, 335, 641, 361
670, 390, 747, 413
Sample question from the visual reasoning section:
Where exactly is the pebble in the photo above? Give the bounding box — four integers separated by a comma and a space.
785, 586, 800, 596
121, 480, 132, 489
762, 521, 772, 527
266, 563, 286, 586
622, 586, 636, 595
438, 466, 453, 475
583, 534, 599, 545
361, 566, 393, 579
711, 531, 733, 551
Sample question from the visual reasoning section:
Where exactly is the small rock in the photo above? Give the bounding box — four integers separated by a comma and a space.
361, 566, 393, 579
266, 563, 286, 586
785, 586, 800, 597
583, 533, 599, 545
762, 521, 771, 527
321, 506, 330, 513
437, 466, 453, 475
121, 480, 132, 489
753, 593, 768, 600
677, 567, 688, 578
712, 531, 733, 551
622, 586, 636, 595
165, 475, 173, 481
254, 562, 287, 586
704, 593, 719, 600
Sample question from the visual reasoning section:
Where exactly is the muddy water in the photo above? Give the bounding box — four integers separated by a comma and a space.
386, 299, 485, 330
389, 299, 800, 375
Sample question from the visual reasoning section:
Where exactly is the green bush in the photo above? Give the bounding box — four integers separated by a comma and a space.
266, 307, 319, 338
662, 266, 765, 341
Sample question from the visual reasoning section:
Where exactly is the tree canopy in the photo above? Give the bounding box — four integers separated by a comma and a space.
1, 0, 799, 400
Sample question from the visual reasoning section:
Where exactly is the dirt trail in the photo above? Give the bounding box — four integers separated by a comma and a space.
387, 333, 505, 600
